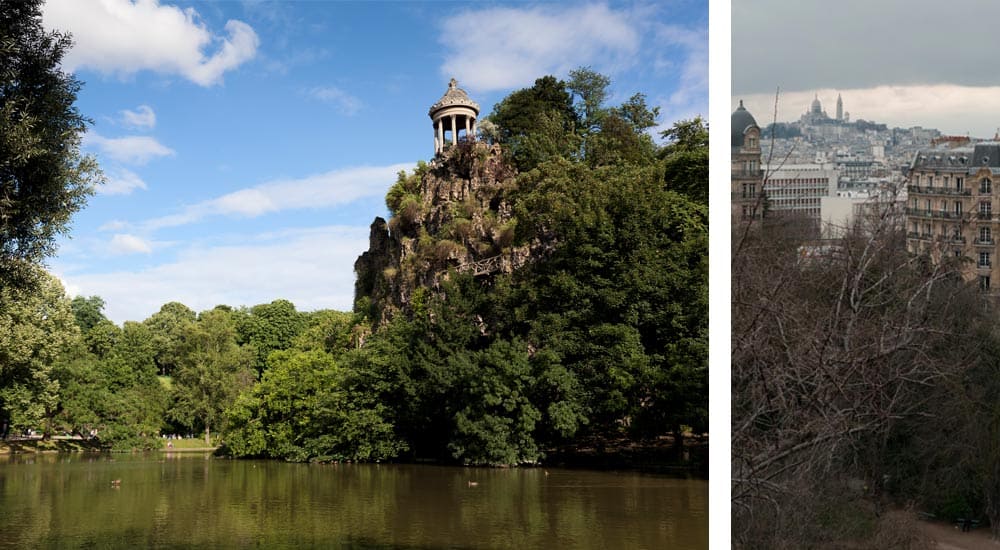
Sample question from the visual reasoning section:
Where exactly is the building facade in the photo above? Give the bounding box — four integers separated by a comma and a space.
763, 162, 839, 223
906, 142, 1000, 292
732, 100, 763, 220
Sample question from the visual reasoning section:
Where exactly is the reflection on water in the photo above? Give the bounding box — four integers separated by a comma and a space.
0, 453, 706, 549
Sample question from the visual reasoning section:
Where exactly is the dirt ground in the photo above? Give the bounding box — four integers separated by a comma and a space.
919, 520, 1000, 549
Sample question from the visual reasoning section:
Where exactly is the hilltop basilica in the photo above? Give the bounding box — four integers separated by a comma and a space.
800, 93, 848, 125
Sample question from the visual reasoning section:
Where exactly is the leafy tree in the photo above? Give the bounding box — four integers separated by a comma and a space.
235, 299, 305, 374
0, 270, 79, 437
488, 75, 579, 171
612, 92, 660, 133
51, 349, 107, 438
69, 295, 107, 333
84, 319, 120, 359
567, 66, 610, 131
510, 158, 707, 440
51, 325, 166, 450
92, 353, 166, 450
0, 1, 100, 290
172, 308, 254, 444
224, 348, 405, 462
584, 112, 657, 167
115, 321, 156, 374
143, 301, 195, 376
293, 309, 356, 355
447, 339, 543, 465
660, 117, 708, 204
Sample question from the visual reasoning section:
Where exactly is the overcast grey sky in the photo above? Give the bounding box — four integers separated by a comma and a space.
732, 0, 1000, 137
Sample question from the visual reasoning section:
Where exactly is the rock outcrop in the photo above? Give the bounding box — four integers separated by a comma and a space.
354, 141, 530, 325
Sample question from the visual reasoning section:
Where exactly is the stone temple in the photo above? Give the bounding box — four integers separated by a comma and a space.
429, 78, 479, 155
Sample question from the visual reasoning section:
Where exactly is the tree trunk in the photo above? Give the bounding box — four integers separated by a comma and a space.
204, 424, 211, 446
672, 424, 685, 461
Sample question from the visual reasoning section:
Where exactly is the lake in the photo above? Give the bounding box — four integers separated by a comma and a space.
0, 453, 707, 549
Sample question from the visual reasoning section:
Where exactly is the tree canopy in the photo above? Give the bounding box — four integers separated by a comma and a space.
0, 0, 100, 290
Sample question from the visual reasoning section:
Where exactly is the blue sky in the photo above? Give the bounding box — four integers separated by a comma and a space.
41, 0, 707, 324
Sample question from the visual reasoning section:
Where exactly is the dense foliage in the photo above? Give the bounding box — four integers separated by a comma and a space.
0, 0, 100, 291
0, 70, 706, 468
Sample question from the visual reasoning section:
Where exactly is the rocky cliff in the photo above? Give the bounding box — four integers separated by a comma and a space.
354, 141, 531, 325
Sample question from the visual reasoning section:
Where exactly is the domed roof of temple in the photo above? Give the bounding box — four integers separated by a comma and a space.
429, 78, 480, 118
731, 100, 759, 147
811, 94, 822, 114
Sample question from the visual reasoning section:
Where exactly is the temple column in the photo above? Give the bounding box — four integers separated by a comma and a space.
436, 118, 443, 154
465, 116, 471, 139
451, 114, 457, 145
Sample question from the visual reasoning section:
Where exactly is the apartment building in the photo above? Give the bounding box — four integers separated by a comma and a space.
906, 142, 1000, 291
732, 100, 763, 221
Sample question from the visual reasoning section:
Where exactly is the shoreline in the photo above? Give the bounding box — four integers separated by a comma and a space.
0, 438, 219, 455
1, 436, 708, 478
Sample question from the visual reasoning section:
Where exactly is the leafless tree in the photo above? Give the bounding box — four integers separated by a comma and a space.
731, 188, 980, 547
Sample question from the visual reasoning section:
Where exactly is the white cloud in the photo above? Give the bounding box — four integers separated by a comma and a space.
144, 163, 412, 230
99, 220, 131, 232
736, 85, 1000, 139
120, 105, 156, 129
109, 233, 153, 255
100, 167, 148, 195
42, 0, 259, 86
61, 226, 369, 324
306, 86, 363, 115
656, 24, 707, 119
439, 4, 639, 91
85, 132, 175, 165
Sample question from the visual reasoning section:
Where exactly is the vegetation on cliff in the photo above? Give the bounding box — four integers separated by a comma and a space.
0, 70, 706, 467
334, 72, 708, 465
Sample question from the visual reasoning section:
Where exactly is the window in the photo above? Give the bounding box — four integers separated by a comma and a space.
982, 276, 992, 291
955, 201, 963, 215
981, 201, 993, 216
980, 251, 992, 268
983, 179, 993, 193
954, 225, 962, 239
957, 177, 965, 190
925, 199, 932, 212
982, 227, 993, 243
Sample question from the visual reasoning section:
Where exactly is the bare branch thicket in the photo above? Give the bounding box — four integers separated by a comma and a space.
731, 178, 982, 546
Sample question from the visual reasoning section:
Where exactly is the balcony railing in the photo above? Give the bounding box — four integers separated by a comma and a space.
975, 238, 997, 246
905, 207, 964, 219
907, 185, 971, 196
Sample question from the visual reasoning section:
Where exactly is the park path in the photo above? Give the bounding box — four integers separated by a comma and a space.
919, 520, 1000, 549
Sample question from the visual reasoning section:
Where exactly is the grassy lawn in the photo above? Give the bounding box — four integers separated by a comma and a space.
161, 437, 218, 451
0, 438, 102, 454
0, 436, 218, 454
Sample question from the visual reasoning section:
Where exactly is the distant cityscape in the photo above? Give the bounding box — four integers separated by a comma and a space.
733, 92, 1000, 293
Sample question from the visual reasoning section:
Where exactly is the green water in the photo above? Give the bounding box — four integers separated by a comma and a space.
0, 453, 707, 549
